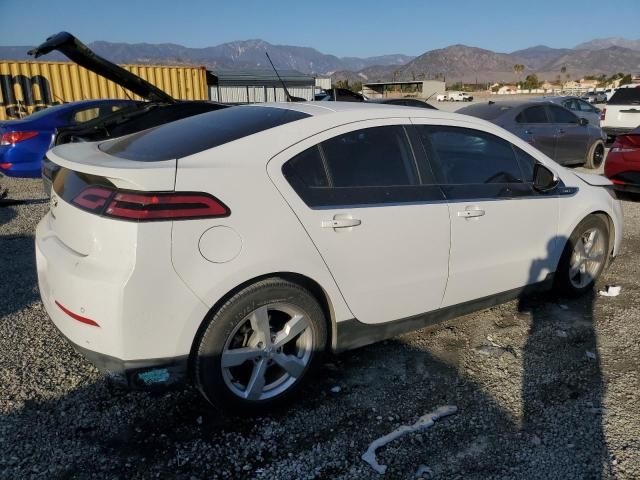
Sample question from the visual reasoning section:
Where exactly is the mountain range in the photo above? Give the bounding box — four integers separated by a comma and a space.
1, 36, 639, 85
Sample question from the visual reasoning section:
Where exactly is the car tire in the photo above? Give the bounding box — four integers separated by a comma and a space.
554, 215, 610, 297
194, 277, 328, 413
584, 140, 605, 169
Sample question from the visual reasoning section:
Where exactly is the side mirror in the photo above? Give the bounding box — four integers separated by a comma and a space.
533, 164, 559, 192
579, 117, 589, 126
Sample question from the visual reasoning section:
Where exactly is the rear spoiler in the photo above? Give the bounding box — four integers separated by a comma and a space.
28, 32, 175, 104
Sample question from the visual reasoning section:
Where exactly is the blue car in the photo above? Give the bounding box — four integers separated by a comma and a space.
0, 99, 135, 178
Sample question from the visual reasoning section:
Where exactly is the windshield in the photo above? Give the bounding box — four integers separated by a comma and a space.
608, 88, 640, 105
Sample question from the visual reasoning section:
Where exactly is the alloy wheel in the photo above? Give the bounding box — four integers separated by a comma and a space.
568, 227, 606, 289
221, 303, 313, 401
593, 143, 605, 168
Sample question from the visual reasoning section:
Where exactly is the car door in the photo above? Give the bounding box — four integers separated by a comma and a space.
413, 122, 559, 307
546, 104, 589, 164
514, 105, 557, 160
268, 120, 451, 325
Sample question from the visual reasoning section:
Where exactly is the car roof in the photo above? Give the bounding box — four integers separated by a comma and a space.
251, 101, 452, 118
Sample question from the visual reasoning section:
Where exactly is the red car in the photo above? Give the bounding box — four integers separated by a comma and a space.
604, 126, 640, 193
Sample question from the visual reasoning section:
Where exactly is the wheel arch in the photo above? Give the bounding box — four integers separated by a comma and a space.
188, 271, 338, 377
558, 210, 615, 270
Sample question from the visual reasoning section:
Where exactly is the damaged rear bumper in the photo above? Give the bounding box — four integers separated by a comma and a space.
71, 339, 189, 389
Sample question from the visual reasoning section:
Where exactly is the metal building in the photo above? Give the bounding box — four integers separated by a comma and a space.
208, 70, 315, 103
362, 80, 445, 100
0, 61, 208, 121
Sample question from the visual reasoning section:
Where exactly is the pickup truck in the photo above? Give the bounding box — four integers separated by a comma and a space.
601, 85, 640, 140
436, 92, 474, 102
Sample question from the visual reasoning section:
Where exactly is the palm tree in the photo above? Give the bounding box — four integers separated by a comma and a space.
513, 64, 525, 84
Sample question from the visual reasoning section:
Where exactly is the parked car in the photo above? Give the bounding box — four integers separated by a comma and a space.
29, 32, 227, 189
582, 91, 606, 104
604, 126, 640, 193
458, 100, 607, 168
37, 102, 622, 412
605, 88, 617, 102
438, 92, 473, 102
368, 98, 437, 109
0, 99, 135, 178
600, 85, 640, 141
535, 96, 601, 127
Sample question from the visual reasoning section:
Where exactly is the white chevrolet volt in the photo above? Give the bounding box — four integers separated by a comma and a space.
36, 102, 623, 412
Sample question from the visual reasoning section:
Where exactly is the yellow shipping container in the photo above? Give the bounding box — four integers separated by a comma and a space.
0, 61, 209, 120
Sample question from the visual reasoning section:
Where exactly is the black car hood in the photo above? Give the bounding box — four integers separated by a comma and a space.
28, 32, 175, 103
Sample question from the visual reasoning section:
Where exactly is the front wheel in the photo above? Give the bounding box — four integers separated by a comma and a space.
194, 278, 327, 413
585, 140, 605, 169
555, 215, 609, 296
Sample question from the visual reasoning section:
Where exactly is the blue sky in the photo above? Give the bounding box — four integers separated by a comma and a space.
1, 0, 638, 57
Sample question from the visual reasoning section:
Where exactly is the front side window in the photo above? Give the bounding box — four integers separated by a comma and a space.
578, 100, 597, 112
417, 126, 523, 185
516, 106, 548, 123
547, 105, 578, 124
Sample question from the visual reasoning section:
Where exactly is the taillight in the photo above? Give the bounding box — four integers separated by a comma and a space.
600, 108, 606, 121
0, 131, 38, 145
72, 186, 115, 213
70, 186, 229, 221
611, 135, 640, 154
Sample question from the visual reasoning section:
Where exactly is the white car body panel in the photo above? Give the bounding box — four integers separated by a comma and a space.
266, 118, 450, 324
35, 102, 624, 380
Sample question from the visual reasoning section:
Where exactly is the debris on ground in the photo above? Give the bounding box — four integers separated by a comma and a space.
599, 285, 621, 297
414, 464, 433, 478
586, 351, 597, 360
361, 406, 457, 474
330, 385, 342, 393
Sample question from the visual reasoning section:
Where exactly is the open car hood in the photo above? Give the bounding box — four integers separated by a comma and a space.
28, 32, 175, 104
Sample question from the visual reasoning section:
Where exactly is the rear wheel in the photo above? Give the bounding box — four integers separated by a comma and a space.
585, 140, 605, 169
194, 278, 327, 413
555, 215, 609, 296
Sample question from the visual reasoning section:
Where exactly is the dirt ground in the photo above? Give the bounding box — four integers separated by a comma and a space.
1, 177, 638, 480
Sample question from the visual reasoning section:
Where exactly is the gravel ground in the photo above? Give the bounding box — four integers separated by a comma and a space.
1, 177, 638, 480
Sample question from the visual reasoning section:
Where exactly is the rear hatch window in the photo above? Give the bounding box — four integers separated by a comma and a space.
608, 88, 640, 105
99, 106, 310, 161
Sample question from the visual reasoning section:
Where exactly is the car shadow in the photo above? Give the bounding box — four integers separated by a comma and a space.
0, 237, 612, 478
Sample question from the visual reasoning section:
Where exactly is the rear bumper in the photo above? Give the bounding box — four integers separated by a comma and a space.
68, 335, 188, 388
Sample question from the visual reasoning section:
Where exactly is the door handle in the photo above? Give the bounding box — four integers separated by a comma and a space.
457, 208, 485, 219
322, 214, 362, 229
524, 129, 533, 135
557, 128, 566, 135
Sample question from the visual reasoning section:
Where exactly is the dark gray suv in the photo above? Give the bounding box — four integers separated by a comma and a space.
458, 100, 607, 169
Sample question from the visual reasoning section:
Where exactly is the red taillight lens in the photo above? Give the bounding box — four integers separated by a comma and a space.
0, 131, 38, 145
611, 135, 640, 154
600, 108, 606, 121
72, 186, 115, 213
71, 187, 229, 221
0, 162, 12, 170
104, 191, 230, 221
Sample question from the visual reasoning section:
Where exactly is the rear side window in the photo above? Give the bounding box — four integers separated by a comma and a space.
418, 126, 523, 184
101, 106, 310, 161
547, 105, 578, 124
516, 106, 548, 123
608, 87, 640, 105
321, 126, 417, 187
282, 125, 444, 207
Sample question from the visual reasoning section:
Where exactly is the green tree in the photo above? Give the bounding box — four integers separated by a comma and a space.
522, 74, 541, 90
619, 74, 633, 86
513, 64, 525, 84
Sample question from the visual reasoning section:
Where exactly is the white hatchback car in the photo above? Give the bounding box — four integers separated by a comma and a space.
36, 102, 623, 412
